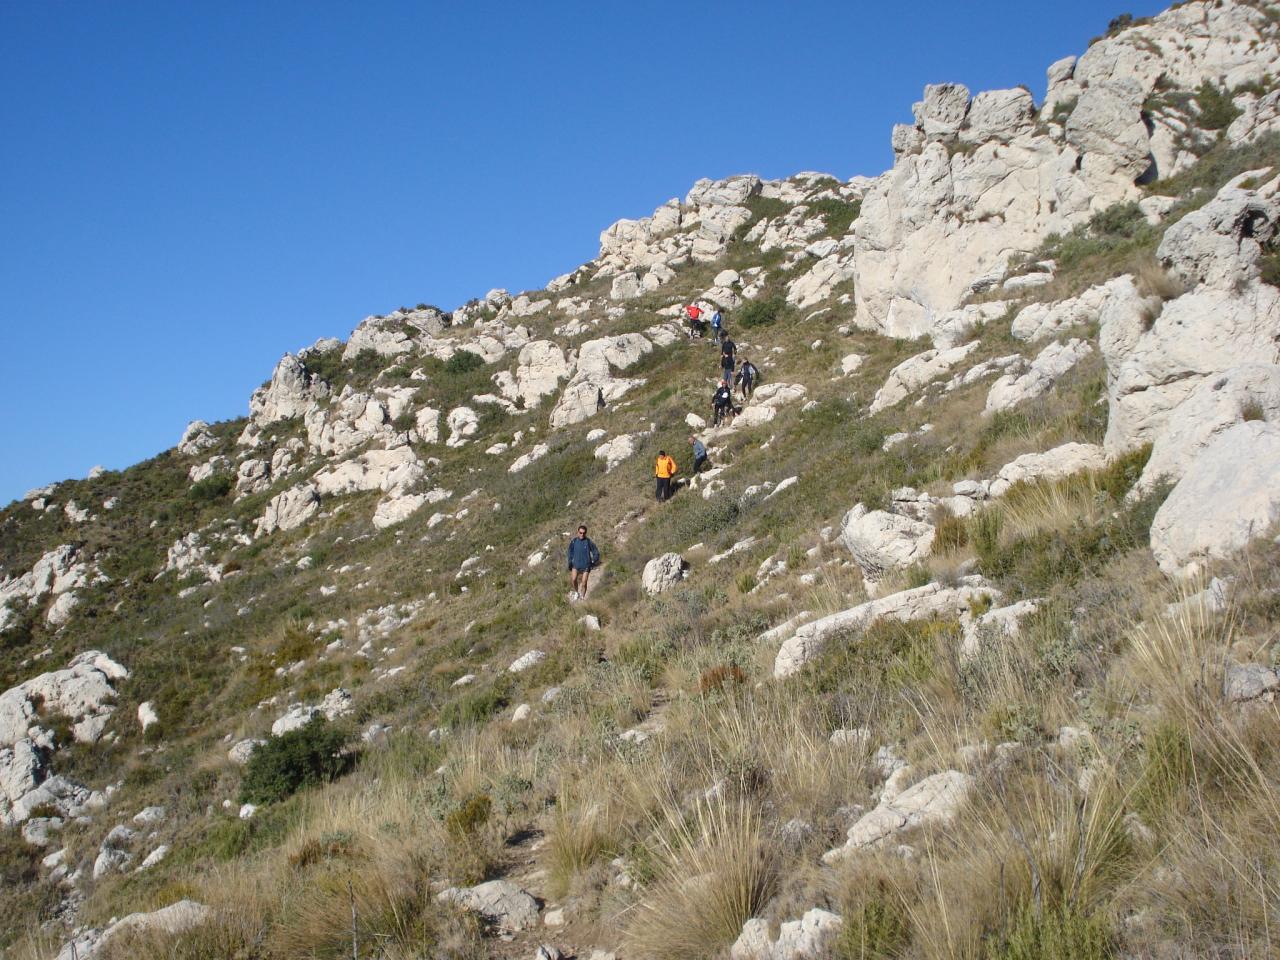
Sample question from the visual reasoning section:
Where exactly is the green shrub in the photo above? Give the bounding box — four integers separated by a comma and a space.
439, 677, 512, 728
989, 901, 1114, 960
736, 295, 785, 329
189, 474, 233, 501
1194, 81, 1243, 132
239, 717, 353, 804
445, 350, 484, 375
808, 197, 863, 236
445, 793, 493, 838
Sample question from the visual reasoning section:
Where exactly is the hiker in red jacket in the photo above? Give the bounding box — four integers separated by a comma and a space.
686, 303, 705, 338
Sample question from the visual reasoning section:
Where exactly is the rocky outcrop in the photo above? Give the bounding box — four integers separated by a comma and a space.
342, 307, 451, 360
1, 651, 125, 825
255, 483, 320, 537
549, 334, 653, 428
271, 688, 354, 736
1012, 277, 1127, 343
1102, 173, 1280, 455
1150, 420, 1280, 577
248, 352, 332, 428
304, 385, 419, 456
854, 2, 1280, 342
0, 544, 100, 631
493, 340, 572, 409
593, 434, 639, 472
987, 443, 1109, 497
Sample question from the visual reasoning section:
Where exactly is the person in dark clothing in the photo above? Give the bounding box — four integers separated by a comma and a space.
735, 359, 757, 400
712, 380, 733, 426
567, 525, 601, 601
596, 387, 606, 411
689, 435, 708, 474
720, 336, 737, 380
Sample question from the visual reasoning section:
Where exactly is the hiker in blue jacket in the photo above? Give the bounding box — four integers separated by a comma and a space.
689, 435, 708, 474
567, 524, 601, 601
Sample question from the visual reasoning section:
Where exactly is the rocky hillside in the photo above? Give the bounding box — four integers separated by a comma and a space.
4, 2, 1280, 958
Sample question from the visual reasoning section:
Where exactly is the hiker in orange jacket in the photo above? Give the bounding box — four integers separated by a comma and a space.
654, 450, 678, 502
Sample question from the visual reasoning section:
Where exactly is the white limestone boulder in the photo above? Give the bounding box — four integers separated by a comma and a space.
870, 342, 981, 413
987, 443, 1108, 498
985, 338, 1093, 414
642, 553, 688, 595
822, 770, 973, 862
1151, 421, 1280, 577
255, 483, 320, 537
839, 504, 935, 582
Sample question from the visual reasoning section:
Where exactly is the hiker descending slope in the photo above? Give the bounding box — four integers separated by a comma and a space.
689, 434, 708, 474
720, 335, 737, 380
711, 309, 723, 343
735, 358, 757, 400
654, 449, 678, 502
686, 302, 705, 338
567, 524, 601, 601
712, 380, 733, 427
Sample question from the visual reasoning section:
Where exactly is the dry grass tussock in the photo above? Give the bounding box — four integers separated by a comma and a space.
622, 798, 779, 960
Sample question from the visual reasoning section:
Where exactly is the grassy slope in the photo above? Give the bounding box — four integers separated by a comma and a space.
2, 133, 1280, 959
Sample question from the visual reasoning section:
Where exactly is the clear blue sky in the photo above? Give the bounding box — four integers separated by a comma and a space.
0, 0, 1168, 504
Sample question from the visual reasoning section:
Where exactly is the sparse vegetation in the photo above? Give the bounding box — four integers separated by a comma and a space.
239, 718, 354, 805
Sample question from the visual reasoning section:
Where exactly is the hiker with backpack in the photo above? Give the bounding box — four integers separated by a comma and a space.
712, 380, 733, 427
686, 303, 705, 338
736, 358, 757, 400
567, 524, 601, 601
654, 450, 678, 502
689, 435, 708, 474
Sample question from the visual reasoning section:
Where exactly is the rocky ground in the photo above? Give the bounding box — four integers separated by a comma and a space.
4, 2, 1280, 958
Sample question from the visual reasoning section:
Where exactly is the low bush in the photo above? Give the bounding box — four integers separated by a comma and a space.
239, 718, 354, 804
736, 295, 785, 329
189, 474, 233, 501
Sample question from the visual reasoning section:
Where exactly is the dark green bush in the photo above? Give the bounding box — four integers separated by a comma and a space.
189, 473, 233, 501
445, 350, 484, 375
736, 295, 785, 329
808, 197, 863, 237
239, 717, 353, 804
1194, 81, 1243, 132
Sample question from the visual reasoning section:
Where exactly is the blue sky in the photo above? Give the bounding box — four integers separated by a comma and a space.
0, 0, 1168, 504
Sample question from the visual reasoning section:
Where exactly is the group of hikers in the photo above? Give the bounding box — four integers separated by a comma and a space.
567, 302, 760, 600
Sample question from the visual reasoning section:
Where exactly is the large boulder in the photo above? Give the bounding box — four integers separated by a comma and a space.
437, 880, 541, 932
248, 353, 331, 427
312, 446, 424, 497
548, 334, 653, 428
1150, 421, 1280, 577
839, 504, 935, 583
642, 553, 688, 595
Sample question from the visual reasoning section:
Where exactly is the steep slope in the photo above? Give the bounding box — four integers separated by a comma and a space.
4, 3, 1280, 959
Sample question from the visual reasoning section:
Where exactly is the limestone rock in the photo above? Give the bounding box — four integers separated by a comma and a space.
913, 83, 971, 141
509, 650, 547, 674
255, 483, 319, 537
732, 908, 844, 960
549, 334, 653, 428
593, 434, 638, 473
1138, 365, 1280, 494
961, 88, 1036, 144
774, 580, 999, 678
494, 340, 571, 409
510, 443, 550, 474
839, 504, 935, 582
178, 420, 218, 457
786, 254, 854, 309
1011, 279, 1122, 342
228, 738, 264, 765
985, 338, 1093, 414
447, 407, 480, 447
437, 880, 541, 932
249, 353, 331, 427
870, 342, 980, 413
313, 446, 424, 497
823, 770, 973, 862
987, 443, 1108, 498
1223, 661, 1280, 704
642, 553, 688, 595
1151, 421, 1280, 577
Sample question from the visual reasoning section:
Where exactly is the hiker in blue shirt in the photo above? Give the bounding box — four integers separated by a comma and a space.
567, 524, 601, 601
711, 310, 723, 343
689, 435, 708, 474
